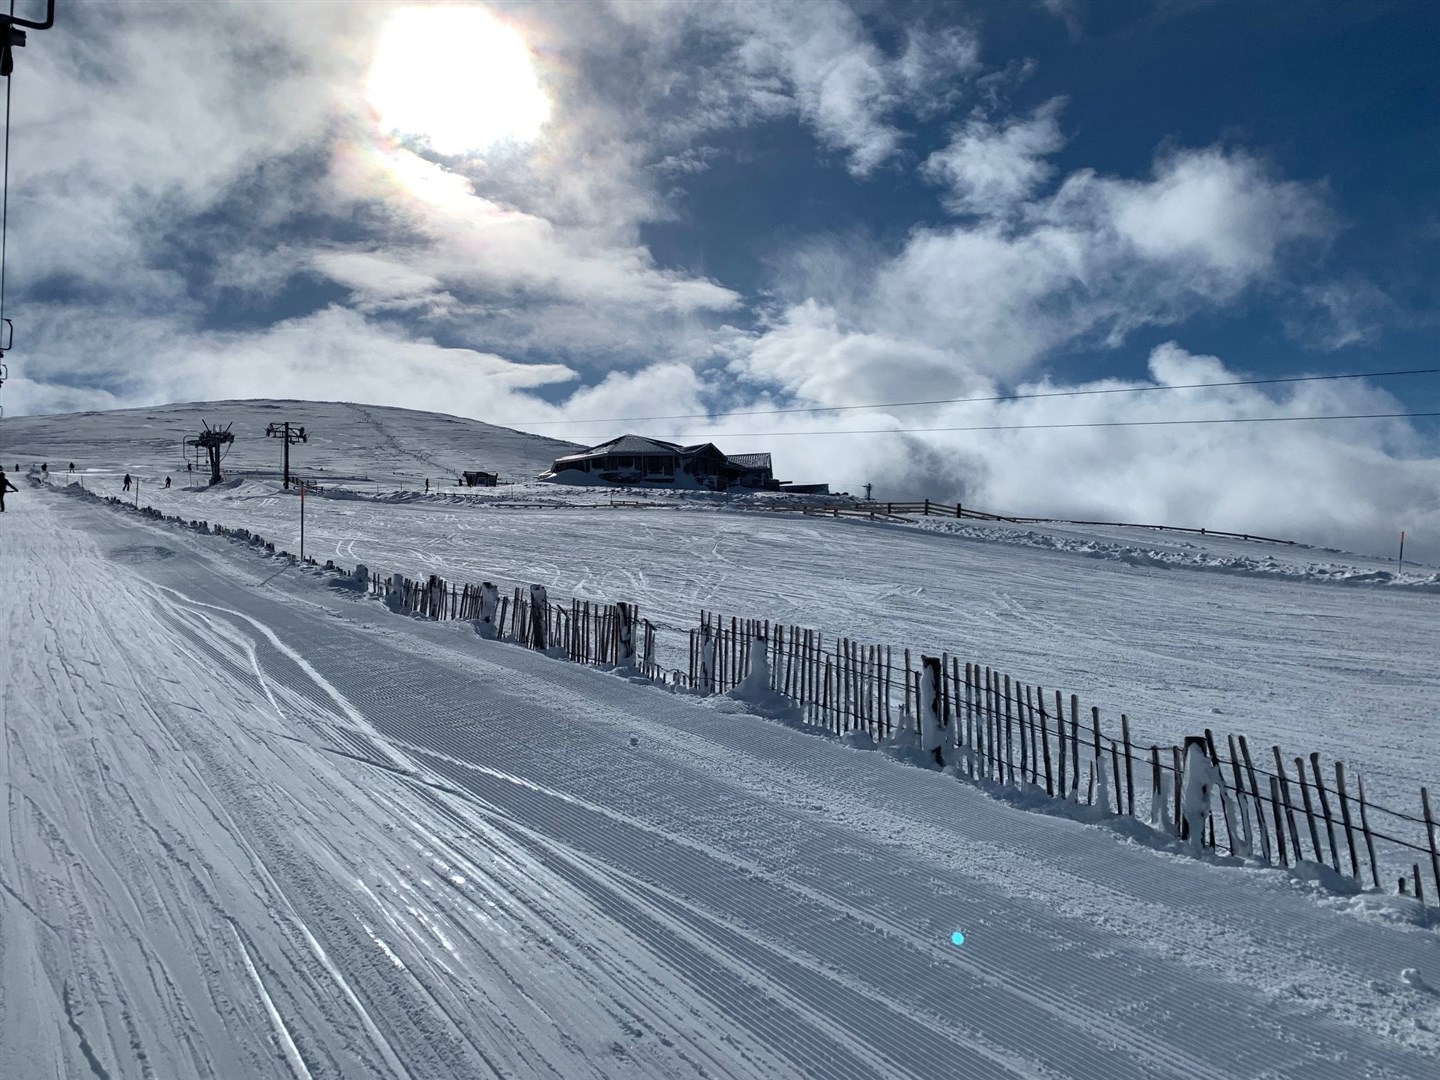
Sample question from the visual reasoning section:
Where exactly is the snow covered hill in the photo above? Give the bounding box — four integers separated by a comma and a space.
2, 400, 1439, 1078
1, 398, 581, 487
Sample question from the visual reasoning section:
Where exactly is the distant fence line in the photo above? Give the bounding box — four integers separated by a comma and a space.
84, 485, 1435, 906
815, 499, 1298, 545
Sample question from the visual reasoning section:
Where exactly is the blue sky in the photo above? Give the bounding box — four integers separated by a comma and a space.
3, 0, 1438, 554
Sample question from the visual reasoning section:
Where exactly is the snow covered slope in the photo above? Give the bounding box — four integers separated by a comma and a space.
71, 480, 1434, 823
3, 486, 1439, 1079
0, 398, 580, 486
7, 398, 1437, 824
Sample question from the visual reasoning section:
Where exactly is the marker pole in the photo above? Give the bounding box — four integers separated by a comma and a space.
300, 481, 306, 563
1398, 530, 1404, 576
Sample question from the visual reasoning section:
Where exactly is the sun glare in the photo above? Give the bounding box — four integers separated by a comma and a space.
366, 5, 551, 157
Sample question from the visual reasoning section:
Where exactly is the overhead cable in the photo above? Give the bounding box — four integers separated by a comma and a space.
560, 411, 1440, 442
511, 367, 1440, 427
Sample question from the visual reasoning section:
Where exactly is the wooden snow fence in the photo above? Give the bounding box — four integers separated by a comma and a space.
364, 572, 658, 679
685, 608, 1440, 903
361, 565, 1440, 903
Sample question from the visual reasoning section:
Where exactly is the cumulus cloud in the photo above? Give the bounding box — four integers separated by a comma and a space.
867, 145, 1334, 378
726, 300, 992, 407
923, 98, 1067, 216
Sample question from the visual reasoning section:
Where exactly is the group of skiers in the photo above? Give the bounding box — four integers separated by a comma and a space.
0, 462, 70, 511
0, 462, 185, 512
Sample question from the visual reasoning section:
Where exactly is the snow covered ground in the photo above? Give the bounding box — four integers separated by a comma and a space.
3, 400, 1440, 1077
62, 479, 1434, 825
3, 477, 1439, 1079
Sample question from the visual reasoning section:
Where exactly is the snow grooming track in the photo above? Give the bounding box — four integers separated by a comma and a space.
392, 772, 1081, 1080
6, 486, 1439, 1079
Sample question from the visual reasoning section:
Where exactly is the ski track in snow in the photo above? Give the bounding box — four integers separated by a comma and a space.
2, 488, 1438, 1078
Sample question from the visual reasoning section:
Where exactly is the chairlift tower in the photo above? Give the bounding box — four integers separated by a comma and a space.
186, 421, 234, 487
265, 421, 308, 489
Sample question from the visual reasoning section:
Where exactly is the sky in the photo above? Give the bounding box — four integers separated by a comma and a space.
1, 0, 1438, 557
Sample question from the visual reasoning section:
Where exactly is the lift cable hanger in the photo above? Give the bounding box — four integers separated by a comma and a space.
0, 1, 56, 362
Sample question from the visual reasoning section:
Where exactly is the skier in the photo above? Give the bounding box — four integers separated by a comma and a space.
425, 477, 430, 493
68, 462, 74, 473
165, 476, 172, 489
123, 473, 132, 492
0, 470, 17, 512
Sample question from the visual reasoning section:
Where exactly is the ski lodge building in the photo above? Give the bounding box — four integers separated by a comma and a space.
540, 435, 777, 491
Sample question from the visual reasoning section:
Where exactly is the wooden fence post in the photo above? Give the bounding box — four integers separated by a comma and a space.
1121, 715, 1135, 817
1293, 755, 1324, 865
1333, 762, 1360, 883
1308, 753, 1342, 874
1004, 675, 1014, 787
1272, 747, 1305, 859
949, 655, 962, 763
1038, 689, 1054, 796
1069, 695, 1081, 797
1018, 682, 1030, 784
1055, 690, 1066, 797
1355, 775, 1380, 889
1232, 743, 1267, 869
1149, 746, 1164, 829
1269, 777, 1289, 866
1422, 788, 1440, 904
1172, 745, 1183, 826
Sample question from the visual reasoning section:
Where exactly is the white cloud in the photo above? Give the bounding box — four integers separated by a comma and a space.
923, 98, 1067, 216
865, 146, 1334, 379
727, 299, 992, 408
1097, 148, 1332, 279
605, 0, 981, 176
683, 341, 1440, 559
9, 304, 577, 421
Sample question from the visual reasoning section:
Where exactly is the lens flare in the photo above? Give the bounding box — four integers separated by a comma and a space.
365, 5, 551, 157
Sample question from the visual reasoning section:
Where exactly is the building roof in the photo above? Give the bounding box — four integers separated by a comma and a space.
726, 452, 772, 470
553, 434, 736, 464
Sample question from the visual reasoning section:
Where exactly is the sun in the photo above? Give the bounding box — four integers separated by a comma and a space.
365, 5, 551, 157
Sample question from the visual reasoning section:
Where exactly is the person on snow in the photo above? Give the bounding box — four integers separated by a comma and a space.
425, 477, 430, 492
123, 473, 132, 492
0, 470, 17, 512
164, 476, 171, 489
68, 462, 74, 473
